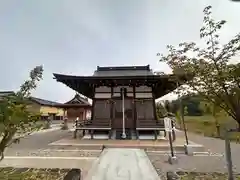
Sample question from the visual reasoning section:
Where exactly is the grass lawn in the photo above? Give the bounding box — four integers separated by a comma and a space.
180, 115, 240, 141
0, 167, 69, 180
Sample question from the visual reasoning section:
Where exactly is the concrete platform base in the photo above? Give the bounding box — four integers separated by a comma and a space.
138, 135, 166, 140
184, 144, 205, 155
49, 138, 205, 154
168, 155, 178, 164
82, 134, 109, 140
138, 135, 155, 140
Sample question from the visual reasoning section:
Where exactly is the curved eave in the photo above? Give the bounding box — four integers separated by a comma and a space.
53, 73, 95, 98
64, 94, 91, 105
53, 73, 190, 99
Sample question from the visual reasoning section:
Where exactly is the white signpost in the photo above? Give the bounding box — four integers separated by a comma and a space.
164, 117, 173, 132
164, 117, 177, 164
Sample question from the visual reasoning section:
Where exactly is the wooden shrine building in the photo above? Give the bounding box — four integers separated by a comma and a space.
56, 93, 92, 121
53, 65, 187, 140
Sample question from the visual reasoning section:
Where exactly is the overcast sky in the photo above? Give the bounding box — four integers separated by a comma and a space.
0, 0, 239, 103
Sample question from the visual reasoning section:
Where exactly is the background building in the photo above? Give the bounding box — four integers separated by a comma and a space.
57, 93, 92, 121
27, 97, 64, 120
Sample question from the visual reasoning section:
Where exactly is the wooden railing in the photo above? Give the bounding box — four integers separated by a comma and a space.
91, 118, 111, 128
74, 118, 112, 139
75, 119, 92, 128
75, 118, 111, 128
136, 118, 163, 128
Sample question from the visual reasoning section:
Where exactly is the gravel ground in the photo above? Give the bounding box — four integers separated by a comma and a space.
176, 130, 240, 169
148, 154, 234, 178
147, 130, 240, 179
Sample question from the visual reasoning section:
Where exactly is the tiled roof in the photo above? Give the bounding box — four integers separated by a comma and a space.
0, 92, 62, 106
65, 94, 91, 105
0, 91, 15, 97
29, 97, 62, 106
0, 91, 15, 100
93, 65, 154, 77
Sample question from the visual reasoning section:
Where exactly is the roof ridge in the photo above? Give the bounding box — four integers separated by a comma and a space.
30, 96, 62, 105
96, 65, 150, 71
0, 91, 15, 94
64, 93, 90, 105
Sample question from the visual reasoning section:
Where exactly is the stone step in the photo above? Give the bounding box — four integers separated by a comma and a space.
49, 144, 185, 152
6, 149, 102, 157
49, 143, 205, 154
49, 144, 104, 150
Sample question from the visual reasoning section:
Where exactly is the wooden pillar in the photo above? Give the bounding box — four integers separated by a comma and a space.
91, 85, 96, 121
136, 130, 139, 140
73, 118, 78, 138
73, 130, 77, 139
152, 85, 160, 137
152, 85, 158, 122
133, 85, 139, 139
110, 86, 114, 127
63, 108, 67, 120
108, 130, 112, 139
82, 109, 86, 120
154, 130, 158, 140
90, 130, 94, 139
133, 85, 137, 129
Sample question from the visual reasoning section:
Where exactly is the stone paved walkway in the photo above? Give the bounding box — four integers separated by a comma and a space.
85, 148, 160, 180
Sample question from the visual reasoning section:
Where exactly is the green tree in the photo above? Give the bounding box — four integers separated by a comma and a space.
156, 102, 167, 119
158, 6, 240, 129
0, 66, 43, 160
164, 100, 172, 113
200, 101, 223, 136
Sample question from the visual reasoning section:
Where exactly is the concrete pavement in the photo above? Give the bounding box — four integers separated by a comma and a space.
3, 128, 98, 179
5, 129, 72, 156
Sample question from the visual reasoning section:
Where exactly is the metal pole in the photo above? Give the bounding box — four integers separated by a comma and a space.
225, 129, 234, 180
172, 119, 176, 141
166, 117, 177, 164
122, 88, 126, 139
73, 117, 78, 139
177, 81, 189, 145
181, 103, 189, 145
168, 131, 174, 157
